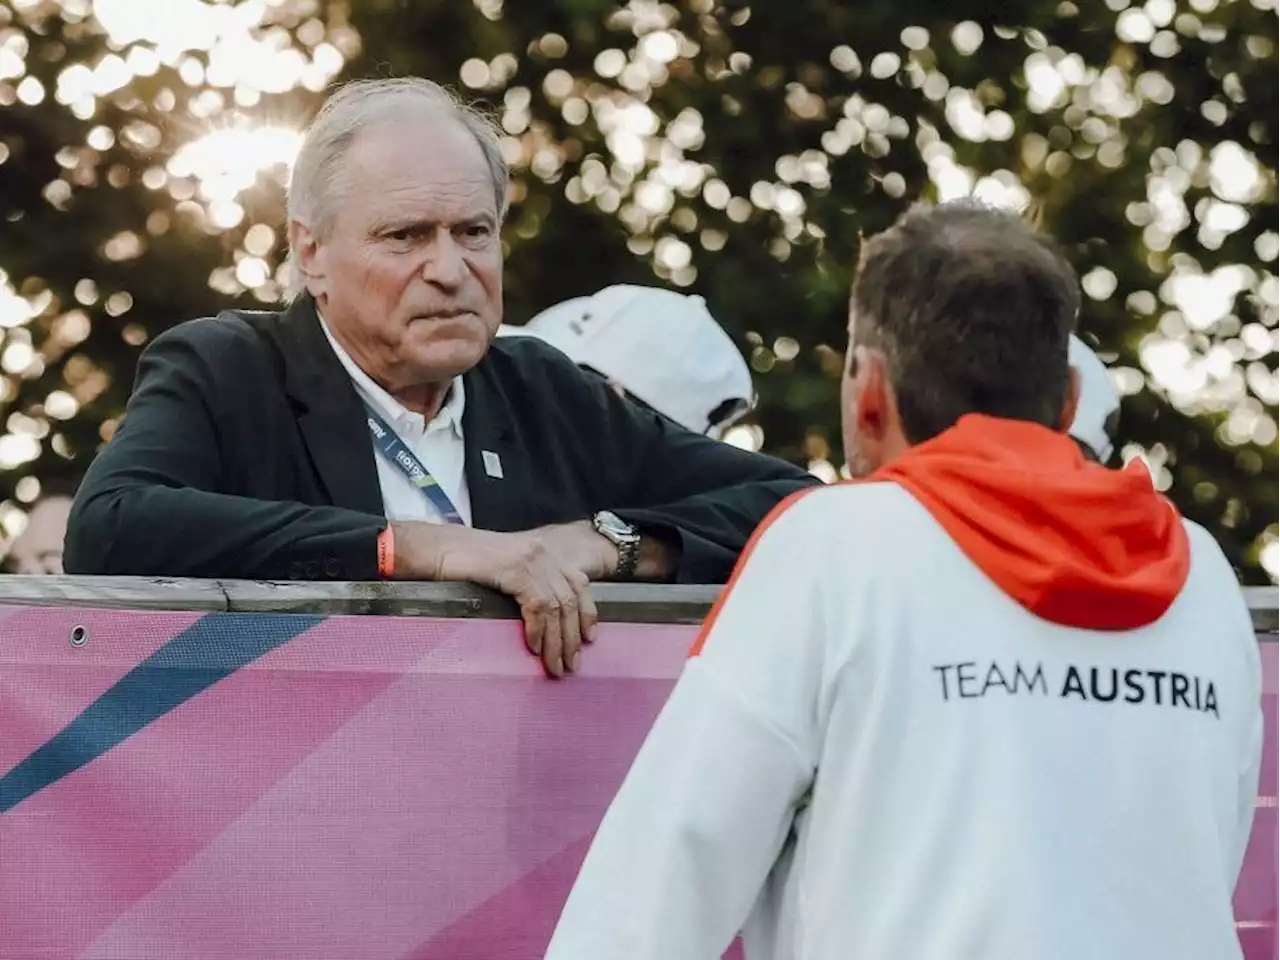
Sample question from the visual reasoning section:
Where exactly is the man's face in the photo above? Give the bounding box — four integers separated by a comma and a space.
294, 112, 504, 390
5, 496, 71, 575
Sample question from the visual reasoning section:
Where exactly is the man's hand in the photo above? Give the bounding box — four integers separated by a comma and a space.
534, 519, 681, 582
391, 522, 599, 678
534, 520, 618, 580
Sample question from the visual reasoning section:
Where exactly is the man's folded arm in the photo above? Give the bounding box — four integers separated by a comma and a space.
592, 383, 821, 583
64, 323, 385, 580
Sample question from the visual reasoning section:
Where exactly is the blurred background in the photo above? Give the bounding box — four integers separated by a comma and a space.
0, 0, 1275, 581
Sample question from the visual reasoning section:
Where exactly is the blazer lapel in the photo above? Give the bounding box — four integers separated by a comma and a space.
278, 296, 384, 516
461, 361, 534, 532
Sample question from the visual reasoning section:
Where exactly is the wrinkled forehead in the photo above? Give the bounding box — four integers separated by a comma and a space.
336, 111, 496, 222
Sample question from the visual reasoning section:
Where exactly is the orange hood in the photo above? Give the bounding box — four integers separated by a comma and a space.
874, 415, 1190, 630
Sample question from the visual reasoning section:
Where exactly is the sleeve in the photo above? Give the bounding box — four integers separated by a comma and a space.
566, 364, 821, 585
63, 322, 386, 580
545, 492, 826, 959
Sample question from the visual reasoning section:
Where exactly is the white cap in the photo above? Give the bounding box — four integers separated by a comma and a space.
1068, 334, 1121, 461
500, 285, 755, 437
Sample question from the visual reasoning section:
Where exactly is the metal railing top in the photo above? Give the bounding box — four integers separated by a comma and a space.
0, 576, 1274, 633
0, 576, 716, 625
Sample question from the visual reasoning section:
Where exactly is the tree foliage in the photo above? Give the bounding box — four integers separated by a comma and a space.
0, 0, 1275, 581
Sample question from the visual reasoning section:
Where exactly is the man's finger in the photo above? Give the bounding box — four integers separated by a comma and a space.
536, 592, 565, 679
555, 576, 582, 673
521, 591, 545, 659
571, 571, 598, 646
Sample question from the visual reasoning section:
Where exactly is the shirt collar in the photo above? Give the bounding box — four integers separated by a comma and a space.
318, 313, 466, 438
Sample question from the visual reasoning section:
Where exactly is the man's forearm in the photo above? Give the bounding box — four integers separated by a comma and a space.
389, 519, 494, 581
390, 518, 680, 584
65, 486, 384, 580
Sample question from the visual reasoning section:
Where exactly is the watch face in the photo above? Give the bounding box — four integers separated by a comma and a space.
596, 511, 637, 541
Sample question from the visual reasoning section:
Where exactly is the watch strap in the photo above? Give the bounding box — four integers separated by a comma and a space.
614, 533, 640, 581
594, 512, 642, 581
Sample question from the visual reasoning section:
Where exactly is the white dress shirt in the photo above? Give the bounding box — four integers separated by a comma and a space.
319, 318, 472, 526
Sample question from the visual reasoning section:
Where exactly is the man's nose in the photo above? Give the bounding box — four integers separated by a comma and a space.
421, 230, 466, 288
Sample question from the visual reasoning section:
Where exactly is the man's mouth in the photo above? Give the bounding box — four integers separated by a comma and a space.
415, 309, 474, 321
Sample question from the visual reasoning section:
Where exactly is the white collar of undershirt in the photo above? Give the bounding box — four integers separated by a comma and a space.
318, 313, 465, 438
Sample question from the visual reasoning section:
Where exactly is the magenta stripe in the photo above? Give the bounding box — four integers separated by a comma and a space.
399, 837, 594, 960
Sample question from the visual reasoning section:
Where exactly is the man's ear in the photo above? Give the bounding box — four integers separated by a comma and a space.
853, 346, 893, 444
1059, 366, 1081, 433
287, 219, 324, 295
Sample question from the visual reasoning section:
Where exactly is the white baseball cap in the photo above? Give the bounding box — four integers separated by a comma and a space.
1068, 334, 1121, 462
500, 284, 755, 438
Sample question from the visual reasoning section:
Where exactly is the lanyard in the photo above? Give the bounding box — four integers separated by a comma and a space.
363, 401, 465, 525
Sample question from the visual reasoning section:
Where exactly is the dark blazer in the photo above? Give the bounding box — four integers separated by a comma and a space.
65, 296, 819, 583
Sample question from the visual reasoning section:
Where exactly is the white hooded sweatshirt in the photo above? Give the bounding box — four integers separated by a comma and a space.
545, 416, 1262, 960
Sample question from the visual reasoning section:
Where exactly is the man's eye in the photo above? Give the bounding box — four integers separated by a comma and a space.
462, 224, 492, 239
386, 229, 413, 242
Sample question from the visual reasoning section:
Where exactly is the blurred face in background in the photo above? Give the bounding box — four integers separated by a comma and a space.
4, 495, 72, 575
290, 111, 504, 393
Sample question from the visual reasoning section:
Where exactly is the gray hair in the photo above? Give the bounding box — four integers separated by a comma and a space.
284, 77, 509, 296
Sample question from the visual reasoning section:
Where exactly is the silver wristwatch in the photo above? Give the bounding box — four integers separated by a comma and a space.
592, 511, 642, 581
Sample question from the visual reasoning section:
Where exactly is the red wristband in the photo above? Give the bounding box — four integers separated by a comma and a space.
377, 526, 395, 579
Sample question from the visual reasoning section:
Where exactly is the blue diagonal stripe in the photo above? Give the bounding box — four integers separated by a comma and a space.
0, 611, 323, 814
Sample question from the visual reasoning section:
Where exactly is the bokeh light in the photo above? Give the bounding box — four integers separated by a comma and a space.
0, 0, 1274, 579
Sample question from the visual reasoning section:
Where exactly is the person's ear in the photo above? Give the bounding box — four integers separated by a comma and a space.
288, 219, 327, 297
853, 346, 895, 445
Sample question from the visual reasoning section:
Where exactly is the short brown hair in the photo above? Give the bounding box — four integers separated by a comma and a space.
851, 199, 1080, 444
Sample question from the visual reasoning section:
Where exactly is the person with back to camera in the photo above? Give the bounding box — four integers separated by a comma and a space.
545, 199, 1262, 960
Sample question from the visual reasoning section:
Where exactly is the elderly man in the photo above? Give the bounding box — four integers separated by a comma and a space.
546, 202, 1261, 958
65, 78, 818, 676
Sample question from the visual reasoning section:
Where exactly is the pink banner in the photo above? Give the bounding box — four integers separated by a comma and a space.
0, 605, 1274, 960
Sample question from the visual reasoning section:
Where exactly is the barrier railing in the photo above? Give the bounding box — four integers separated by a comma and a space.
0, 575, 726, 620
0, 576, 1274, 960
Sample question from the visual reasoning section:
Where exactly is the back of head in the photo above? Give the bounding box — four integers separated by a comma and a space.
858, 201, 1195, 635
502, 285, 755, 437
852, 199, 1081, 443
